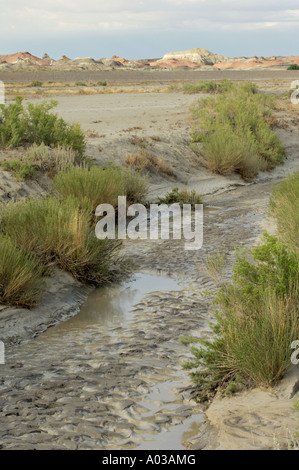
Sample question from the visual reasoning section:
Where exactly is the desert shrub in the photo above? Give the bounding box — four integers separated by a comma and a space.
269, 169, 299, 252
157, 186, 202, 207
0, 96, 86, 156
75, 81, 87, 86
97, 81, 107, 86
0, 197, 123, 286
0, 235, 45, 308
201, 128, 264, 178
125, 149, 174, 177
0, 97, 27, 147
29, 80, 43, 87
191, 85, 285, 178
185, 234, 299, 401
288, 64, 299, 70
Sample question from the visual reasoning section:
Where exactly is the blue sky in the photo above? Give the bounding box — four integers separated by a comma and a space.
1, 0, 299, 59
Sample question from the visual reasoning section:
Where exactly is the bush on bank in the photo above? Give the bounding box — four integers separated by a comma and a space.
0, 96, 86, 156
185, 231, 299, 402
0, 196, 126, 287
190, 82, 285, 179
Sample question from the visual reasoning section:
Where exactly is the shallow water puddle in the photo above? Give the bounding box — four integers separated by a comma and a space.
3, 272, 204, 450
44, 272, 181, 333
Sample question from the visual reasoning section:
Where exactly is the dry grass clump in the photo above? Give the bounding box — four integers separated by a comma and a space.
85, 129, 100, 138
0, 143, 77, 180
125, 148, 175, 177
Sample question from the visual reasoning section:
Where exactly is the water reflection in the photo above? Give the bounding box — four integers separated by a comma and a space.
43, 272, 180, 335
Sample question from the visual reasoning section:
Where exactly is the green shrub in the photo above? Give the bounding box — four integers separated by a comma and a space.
0, 97, 27, 147
0, 235, 45, 308
288, 64, 299, 70
269, 169, 299, 252
0, 96, 86, 156
191, 85, 285, 178
97, 80, 107, 87
185, 234, 299, 401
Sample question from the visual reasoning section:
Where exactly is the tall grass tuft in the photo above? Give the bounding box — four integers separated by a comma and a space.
0, 235, 45, 308
53, 164, 148, 211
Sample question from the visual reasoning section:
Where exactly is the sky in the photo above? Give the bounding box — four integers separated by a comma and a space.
1, 0, 299, 60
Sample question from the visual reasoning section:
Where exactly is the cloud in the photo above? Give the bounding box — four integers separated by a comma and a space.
1, 0, 299, 58
1, 0, 299, 36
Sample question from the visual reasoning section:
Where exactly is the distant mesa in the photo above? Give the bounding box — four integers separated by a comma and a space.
0, 49, 299, 71
0, 52, 50, 66
158, 48, 231, 66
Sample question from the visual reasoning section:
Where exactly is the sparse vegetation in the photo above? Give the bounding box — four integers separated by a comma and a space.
182, 79, 235, 95
125, 148, 174, 177
157, 186, 201, 207
0, 144, 77, 180
29, 80, 43, 87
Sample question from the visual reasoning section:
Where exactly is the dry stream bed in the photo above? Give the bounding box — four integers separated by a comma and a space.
0, 83, 298, 449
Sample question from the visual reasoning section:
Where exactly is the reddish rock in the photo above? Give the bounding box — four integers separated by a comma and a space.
0, 52, 50, 66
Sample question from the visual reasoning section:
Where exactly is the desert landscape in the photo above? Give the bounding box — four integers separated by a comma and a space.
0, 46, 298, 451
